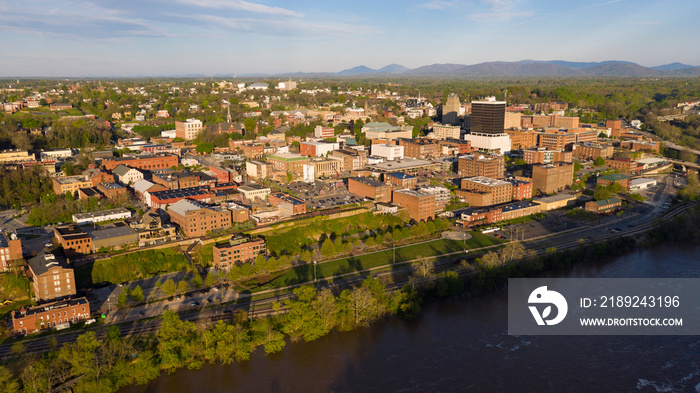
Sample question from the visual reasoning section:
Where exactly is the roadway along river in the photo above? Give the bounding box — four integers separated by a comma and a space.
120, 243, 700, 393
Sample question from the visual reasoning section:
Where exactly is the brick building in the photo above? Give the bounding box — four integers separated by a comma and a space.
27, 253, 77, 301
532, 163, 574, 194
54, 225, 93, 256
12, 297, 89, 335
605, 157, 640, 174
330, 148, 368, 171
102, 154, 179, 171
505, 129, 539, 150
152, 172, 201, 190
457, 153, 505, 178
148, 187, 212, 210
509, 179, 533, 200
300, 141, 338, 157
348, 177, 391, 202
585, 197, 622, 214
52, 176, 93, 196
175, 118, 203, 140
0, 232, 22, 271
571, 142, 614, 160
522, 147, 572, 164
538, 130, 577, 150
398, 138, 438, 159
392, 189, 435, 222
167, 199, 232, 238
384, 172, 417, 190
458, 201, 540, 227
597, 173, 631, 190
234, 143, 265, 160
267, 154, 310, 178
460, 176, 513, 206
269, 192, 307, 217
212, 235, 266, 269
96, 182, 127, 200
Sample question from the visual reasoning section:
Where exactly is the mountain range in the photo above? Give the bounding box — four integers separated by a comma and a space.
261, 60, 700, 78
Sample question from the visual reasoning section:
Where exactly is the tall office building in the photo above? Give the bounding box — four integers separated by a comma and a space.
470, 97, 506, 134
442, 94, 461, 126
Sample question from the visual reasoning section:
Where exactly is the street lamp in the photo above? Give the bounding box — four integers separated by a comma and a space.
313, 260, 317, 282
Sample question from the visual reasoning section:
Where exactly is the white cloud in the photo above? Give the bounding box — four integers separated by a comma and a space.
174, 0, 304, 17
419, 1, 457, 10
468, 0, 533, 22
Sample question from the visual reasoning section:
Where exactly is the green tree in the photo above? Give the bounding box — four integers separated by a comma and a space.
161, 278, 177, 296
205, 272, 217, 287
131, 285, 144, 303
244, 118, 257, 134
192, 274, 204, 287
594, 188, 612, 200
0, 365, 20, 393
177, 280, 190, 294
117, 291, 128, 307
594, 156, 606, 166
574, 160, 583, 172
320, 238, 335, 258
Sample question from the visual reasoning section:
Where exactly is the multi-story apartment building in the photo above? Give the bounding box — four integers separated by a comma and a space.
102, 154, 179, 171
28, 253, 77, 302
392, 189, 436, 222
175, 118, 203, 140
12, 297, 89, 335
314, 125, 335, 139
509, 179, 533, 200
532, 163, 574, 194
457, 153, 505, 178
458, 177, 516, 207
522, 147, 573, 164
348, 177, 391, 202
432, 124, 461, 140
54, 225, 93, 256
571, 142, 614, 160
212, 235, 266, 269
167, 199, 232, 238
538, 129, 577, 149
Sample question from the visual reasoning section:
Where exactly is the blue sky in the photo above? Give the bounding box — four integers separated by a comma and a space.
1, 0, 698, 77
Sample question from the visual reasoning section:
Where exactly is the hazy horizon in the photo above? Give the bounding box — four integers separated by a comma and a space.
1, 0, 698, 77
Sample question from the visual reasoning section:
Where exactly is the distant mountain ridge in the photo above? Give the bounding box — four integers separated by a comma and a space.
232, 60, 700, 78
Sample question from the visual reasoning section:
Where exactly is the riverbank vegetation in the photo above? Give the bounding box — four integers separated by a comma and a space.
3, 204, 699, 393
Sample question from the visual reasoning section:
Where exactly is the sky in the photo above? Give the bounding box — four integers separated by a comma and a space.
1, 0, 699, 77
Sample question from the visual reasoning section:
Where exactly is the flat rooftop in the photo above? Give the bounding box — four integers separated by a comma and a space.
463, 176, 510, 187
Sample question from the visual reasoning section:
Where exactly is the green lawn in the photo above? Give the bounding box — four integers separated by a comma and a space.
266, 233, 504, 288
